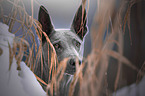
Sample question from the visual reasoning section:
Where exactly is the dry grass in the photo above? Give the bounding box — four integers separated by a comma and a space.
0, 0, 57, 85
0, 0, 145, 96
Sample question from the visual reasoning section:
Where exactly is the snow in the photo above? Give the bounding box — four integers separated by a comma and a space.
18, 62, 46, 96
113, 76, 145, 96
0, 22, 46, 96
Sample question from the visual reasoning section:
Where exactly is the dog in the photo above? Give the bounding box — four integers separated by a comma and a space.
34, 4, 88, 95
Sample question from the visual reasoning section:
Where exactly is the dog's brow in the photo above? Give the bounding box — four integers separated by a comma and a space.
52, 39, 60, 44
65, 33, 82, 43
73, 37, 82, 43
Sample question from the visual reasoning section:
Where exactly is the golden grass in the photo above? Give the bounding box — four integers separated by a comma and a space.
0, 0, 145, 96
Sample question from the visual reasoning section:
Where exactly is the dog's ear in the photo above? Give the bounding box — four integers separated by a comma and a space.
71, 5, 87, 40
38, 6, 54, 41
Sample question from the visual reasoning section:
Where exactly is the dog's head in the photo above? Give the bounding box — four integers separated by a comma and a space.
38, 5, 87, 75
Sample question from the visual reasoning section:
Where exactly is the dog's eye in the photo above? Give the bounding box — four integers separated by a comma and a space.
54, 43, 60, 49
76, 42, 80, 47
53, 43, 62, 52
74, 40, 80, 48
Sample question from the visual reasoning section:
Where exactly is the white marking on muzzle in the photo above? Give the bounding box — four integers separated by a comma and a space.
72, 47, 83, 61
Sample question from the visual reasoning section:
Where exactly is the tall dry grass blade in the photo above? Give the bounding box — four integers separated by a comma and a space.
136, 61, 145, 83
30, 0, 34, 28
106, 50, 139, 72
33, 45, 41, 71
69, 62, 84, 96
16, 41, 24, 70
8, 0, 19, 32
8, 41, 13, 70
40, 46, 43, 78
30, 44, 34, 70
122, 0, 140, 45
56, 58, 68, 82
35, 74, 47, 86
114, 29, 124, 91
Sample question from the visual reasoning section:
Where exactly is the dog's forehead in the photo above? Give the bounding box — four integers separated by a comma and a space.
50, 29, 82, 43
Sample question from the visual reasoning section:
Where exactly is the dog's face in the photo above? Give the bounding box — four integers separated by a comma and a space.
38, 5, 87, 75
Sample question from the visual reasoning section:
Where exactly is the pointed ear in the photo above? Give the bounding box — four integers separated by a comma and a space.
71, 5, 87, 40
38, 5, 54, 41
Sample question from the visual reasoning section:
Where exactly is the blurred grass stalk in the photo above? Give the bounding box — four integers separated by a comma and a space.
77, 0, 142, 96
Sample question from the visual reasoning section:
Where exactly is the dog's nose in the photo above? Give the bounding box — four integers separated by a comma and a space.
69, 59, 82, 67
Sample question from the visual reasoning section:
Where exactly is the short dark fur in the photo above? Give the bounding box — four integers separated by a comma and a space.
34, 4, 88, 95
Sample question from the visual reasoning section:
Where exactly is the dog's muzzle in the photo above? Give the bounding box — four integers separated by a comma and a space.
68, 58, 82, 67
65, 58, 82, 75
